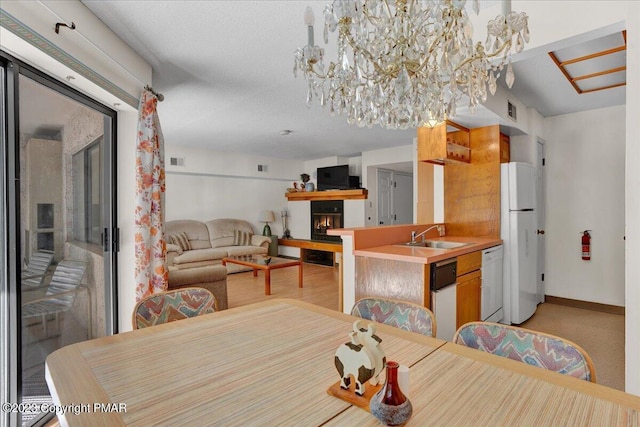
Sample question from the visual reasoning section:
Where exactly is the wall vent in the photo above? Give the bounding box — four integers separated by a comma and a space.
257, 164, 267, 172
507, 101, 517, 122
169, 157, 184, 166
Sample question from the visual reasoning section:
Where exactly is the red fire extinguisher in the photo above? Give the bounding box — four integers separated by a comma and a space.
581, 230, 591, 261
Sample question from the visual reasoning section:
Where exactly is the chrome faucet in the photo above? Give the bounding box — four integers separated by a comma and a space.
411, 225, 444, 243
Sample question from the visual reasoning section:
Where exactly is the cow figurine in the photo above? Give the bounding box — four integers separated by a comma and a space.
334, 321, 386, 396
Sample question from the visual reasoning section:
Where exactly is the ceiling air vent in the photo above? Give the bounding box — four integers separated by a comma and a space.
507, 101, 517, 122
169, 157, 184, 166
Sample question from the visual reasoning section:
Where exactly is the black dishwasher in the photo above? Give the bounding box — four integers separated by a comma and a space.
430, 258, 457, 291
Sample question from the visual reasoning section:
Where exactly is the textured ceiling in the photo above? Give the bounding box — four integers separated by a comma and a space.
21, 1, 626, 160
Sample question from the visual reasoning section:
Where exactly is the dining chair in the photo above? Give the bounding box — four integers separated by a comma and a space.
351, 297, 437, 337
132, 287, 217, 329
21, 250, 55, 289
22, 260, 89, 336
453, 321, 597, 382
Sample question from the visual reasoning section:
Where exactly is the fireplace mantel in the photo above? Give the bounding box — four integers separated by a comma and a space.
285, 189, 367, 201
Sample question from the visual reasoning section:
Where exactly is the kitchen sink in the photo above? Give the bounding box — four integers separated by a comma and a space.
402, 240, 472, 249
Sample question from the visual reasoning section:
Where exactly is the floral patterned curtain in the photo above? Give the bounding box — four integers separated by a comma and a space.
134, 89, 168, 301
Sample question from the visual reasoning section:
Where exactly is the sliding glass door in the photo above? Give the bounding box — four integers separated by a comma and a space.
1, 53, 118, 427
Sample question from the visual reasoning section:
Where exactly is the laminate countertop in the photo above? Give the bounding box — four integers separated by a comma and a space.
353, 236, 502, 264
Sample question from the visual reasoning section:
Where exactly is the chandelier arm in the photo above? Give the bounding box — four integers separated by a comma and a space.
361, 5, 382, 27
382, 0, 394, 21
485, 40, 513, 62
408, 22, 452, 76
452, 39, 513, 74
343, 31, 396, 78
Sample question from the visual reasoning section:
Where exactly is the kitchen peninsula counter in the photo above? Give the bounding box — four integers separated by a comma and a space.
328, 224, 501, 313
353, 236, 502, 264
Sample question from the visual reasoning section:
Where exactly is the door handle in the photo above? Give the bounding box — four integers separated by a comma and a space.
537, 230, 545, 235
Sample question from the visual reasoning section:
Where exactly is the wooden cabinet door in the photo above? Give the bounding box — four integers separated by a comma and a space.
456, 251, 482, 276
456, 270, 481, 328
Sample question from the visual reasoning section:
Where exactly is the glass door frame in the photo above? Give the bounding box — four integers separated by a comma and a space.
1, 50, 119, 427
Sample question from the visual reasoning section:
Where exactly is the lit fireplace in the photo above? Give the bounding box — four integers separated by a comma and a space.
310, 200, 343, 242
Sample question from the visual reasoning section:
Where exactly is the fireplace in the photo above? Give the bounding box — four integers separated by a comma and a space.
306, 200, 343, 266
311, 200, 343, 242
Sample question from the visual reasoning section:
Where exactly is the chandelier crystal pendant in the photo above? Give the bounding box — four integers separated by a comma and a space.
293, 0, 530, 130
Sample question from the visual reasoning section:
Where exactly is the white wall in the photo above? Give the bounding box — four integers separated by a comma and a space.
543, 106, 625, 306
509, 108, 547, 166
625, 0, 640, 396
165, 145, 303, 238
115, 110, 139, 332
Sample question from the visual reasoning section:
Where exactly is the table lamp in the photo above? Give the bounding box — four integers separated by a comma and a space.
259, 210, 276, 236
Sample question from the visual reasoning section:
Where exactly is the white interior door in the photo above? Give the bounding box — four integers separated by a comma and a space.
377, 169, 393, 225
393, 172, 413, 224
536, 141, 546, 304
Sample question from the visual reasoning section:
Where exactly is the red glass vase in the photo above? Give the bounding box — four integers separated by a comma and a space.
369, 361, 413, 426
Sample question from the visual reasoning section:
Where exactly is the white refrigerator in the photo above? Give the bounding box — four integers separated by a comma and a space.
501, 162, 538, 325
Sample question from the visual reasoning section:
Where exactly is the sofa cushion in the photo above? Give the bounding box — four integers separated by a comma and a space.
206, 219, 256, 248
233, 230, 252, 246
173, 248, 229, 266
168, 231, 192, 251
166, 220, 212, 250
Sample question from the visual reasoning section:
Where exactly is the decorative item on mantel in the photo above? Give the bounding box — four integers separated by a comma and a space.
301, 173, 315, 192
328, 321, 386, 407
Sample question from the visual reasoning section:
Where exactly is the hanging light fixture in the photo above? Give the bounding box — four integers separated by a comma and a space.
293, 0, 530, 130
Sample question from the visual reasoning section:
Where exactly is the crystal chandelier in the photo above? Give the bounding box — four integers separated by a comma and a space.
293, 0, 530, 130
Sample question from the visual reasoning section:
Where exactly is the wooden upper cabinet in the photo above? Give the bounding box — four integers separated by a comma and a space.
418, 120, 470, 165
500, 133, 511, 163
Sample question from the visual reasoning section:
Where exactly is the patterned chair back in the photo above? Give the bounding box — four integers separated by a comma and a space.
351, 297, 436, 337
133, 288, 217, 329
453, 322, 596, 382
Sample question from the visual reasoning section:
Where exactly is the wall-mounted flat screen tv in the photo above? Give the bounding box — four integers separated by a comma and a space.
317, 165, 357, 191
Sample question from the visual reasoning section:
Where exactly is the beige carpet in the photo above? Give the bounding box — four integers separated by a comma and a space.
520, 303, 625, 390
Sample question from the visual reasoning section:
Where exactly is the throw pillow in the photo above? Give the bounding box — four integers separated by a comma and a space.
169, 232, 191, 251
233, 230, 252, 246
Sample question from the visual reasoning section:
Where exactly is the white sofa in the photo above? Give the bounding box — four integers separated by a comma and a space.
166, 219, 270, 273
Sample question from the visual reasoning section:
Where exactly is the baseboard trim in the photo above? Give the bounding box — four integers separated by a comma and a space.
544, 295, 625, 316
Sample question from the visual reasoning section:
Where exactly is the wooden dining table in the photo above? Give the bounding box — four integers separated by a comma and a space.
46, 299, 640, 426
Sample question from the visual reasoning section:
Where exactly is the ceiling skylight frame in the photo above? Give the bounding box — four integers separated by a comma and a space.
549, 30, 627, 94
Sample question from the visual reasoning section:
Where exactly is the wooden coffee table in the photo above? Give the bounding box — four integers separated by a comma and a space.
222, 255, 303, 295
